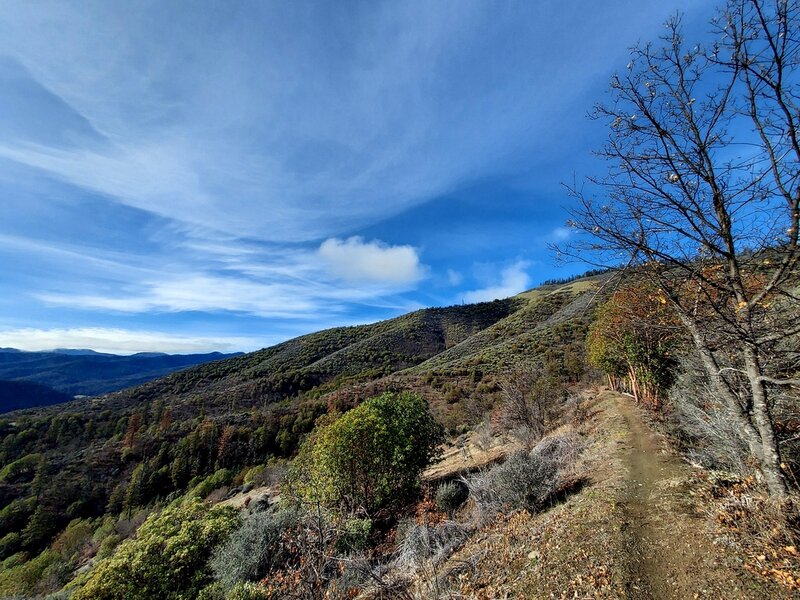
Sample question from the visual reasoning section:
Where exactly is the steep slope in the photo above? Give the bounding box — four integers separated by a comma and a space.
410, 277, 605, 374
108, 297, 526, 417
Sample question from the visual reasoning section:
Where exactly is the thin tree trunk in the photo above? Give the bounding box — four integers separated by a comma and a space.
628, 365, 640, 404
678, 313, 764, 457
743, 345, 788, 498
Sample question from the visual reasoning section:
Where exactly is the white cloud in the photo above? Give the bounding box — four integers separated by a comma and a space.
37, 276, 319, 318
549, 226, 573, 241
32, 236, 426, 318
0, 141, 207, 218
318, 237, 426, 285
0, 1, 684, 243
463, 261, 530, 303
0, 327, 265, 355
447, 269, 463, 286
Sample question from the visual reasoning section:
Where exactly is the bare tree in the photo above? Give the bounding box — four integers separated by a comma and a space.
499, 371, 564, 449
563, 0, 800, 497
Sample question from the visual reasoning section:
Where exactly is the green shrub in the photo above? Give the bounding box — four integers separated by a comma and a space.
0, 453, 43, 483
435, 481, 468, 516
191, 469, 234, 499
23, 505, 65, 549
91, 516, 116, 545
286, 391, 444, 514
336, 517, 372, 553
0, 531, 20, 559
0, 548, 62, 597
96, 533, 122, 561
73, 498, 240, 600
1, 551, 26, 569
243, 465, 265, 485
52, 518, 94, 561
196, 581, 225, 600
0, 496, 36, 536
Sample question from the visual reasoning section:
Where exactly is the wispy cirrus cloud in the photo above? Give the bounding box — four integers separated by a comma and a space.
29, 236, 427, 318
0, 1, 689, 242
447, 269, 464, 286
0, 0, 702, 352
549, 226, 574, 242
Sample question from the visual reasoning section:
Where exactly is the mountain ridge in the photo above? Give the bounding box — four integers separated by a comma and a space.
0, 349, 244, 405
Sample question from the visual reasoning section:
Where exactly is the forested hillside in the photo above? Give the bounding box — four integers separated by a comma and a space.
1, 263, 798, 598
0, 278, 605, 597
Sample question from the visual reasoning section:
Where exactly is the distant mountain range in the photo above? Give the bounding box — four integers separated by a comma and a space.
0, 349, 243, 412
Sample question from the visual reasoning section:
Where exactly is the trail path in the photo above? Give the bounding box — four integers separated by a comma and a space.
412, 390, 789, 598
610, 392, 769, 599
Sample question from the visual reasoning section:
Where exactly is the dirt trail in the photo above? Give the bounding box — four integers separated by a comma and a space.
611, 393, 766, 599
434, 389, 787, 598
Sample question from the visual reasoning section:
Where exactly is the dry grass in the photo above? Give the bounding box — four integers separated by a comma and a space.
422, 431, 517, 483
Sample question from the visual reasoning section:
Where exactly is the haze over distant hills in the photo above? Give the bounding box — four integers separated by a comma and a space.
0, 348, 243, 411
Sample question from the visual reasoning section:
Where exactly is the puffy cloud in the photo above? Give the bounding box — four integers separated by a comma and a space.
463, 261, 530, 303
0, 327, 264, 355
318, 237, 427, 285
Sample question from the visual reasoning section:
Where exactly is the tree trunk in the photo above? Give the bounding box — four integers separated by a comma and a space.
628, 365, 640, 404
743, 345, 788, 498
678, 314, 767, 461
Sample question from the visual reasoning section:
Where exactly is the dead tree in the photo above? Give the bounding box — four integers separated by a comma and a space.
562, 0, 800, 498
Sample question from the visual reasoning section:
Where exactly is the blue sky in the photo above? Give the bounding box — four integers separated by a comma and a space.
0, 0, 702, 354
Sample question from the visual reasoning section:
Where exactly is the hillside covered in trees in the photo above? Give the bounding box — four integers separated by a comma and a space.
0, 0, 799, 598
1, 261, 798, 598
0, 380, 73, 414
0, 276, 604, 597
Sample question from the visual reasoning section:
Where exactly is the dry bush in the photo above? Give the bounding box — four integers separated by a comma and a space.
114, 507, 152, 539
435, 481, 468, 517
499, 371, 565, 449
244, 460, 288, 489
397, 520, 470, 569
336, 519, 471, 600
390, 520, 471, 599
463, 432, 582, 523
210, 508, 297, 592
667, 357, 750, 476
471, 419, 496, 453
562, 391, 589, 430
771, 384, 800, 491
